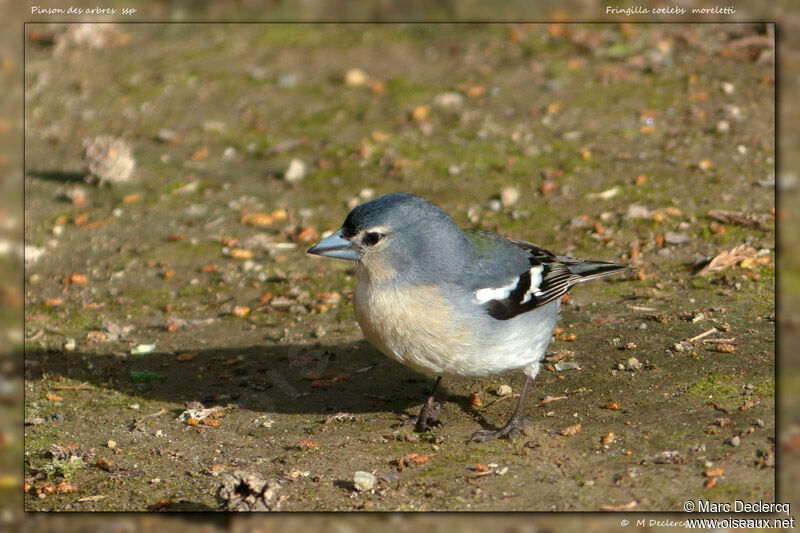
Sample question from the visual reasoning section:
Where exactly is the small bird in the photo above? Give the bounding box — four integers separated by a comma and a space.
308, 193, 629, 442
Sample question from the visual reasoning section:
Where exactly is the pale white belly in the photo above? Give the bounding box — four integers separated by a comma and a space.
353, 276, 558, 377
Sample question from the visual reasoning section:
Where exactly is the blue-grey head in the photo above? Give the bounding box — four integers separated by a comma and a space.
307, 193, 470, 284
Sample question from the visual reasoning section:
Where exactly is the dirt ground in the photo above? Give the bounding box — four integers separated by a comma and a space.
23, 23, 775, 511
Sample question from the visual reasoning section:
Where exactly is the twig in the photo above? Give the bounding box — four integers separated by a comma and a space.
626, 304, 657, 312
536, 395, 568, 407
25, 330, 44, 342
701, 338, 736, 344
484, 393, 520, 408
50, 384, 95, 391
131, 408, 166, 430
709, 401, 731, 414
687, 328, 717, 343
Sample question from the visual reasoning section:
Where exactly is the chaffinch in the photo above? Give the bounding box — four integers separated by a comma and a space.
308, 193, 629, 441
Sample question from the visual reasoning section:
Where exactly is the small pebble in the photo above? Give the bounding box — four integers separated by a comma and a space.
729, 436, 741, 447
625, 357, 642, 371
433, 92, 465, 109
107, 440, 116, 448
716, 120, 730, 133
721, 82, 735, 94
555, 361, 580, 371
156, 129, 181, 144
344, 68, 368, 87
488, 198, 502, 212
83, 135, 136, 185
63, 339, 76, 352
353, 471, 376, 492
496, 384, 513, 396
277, 72, 299, 88
131, 344, 156, 355
500, 186, 520, 207
284, 159, 306, 182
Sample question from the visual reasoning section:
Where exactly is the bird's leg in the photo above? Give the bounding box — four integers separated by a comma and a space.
397, 376, 443, 432
470, 375, 533, 442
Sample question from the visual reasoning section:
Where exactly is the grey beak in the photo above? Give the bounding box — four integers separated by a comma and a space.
307, 228, 361, 261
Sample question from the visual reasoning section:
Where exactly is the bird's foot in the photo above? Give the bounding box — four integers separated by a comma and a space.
396, 400, 442, 433
470, 415, 531, 443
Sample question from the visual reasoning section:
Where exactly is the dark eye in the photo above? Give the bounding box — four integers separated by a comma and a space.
362, 232, 384, 246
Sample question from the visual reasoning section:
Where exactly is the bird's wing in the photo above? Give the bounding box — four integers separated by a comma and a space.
464, 230, 629, 321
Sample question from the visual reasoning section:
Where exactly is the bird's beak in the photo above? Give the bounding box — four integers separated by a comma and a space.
307, 228, 362, 261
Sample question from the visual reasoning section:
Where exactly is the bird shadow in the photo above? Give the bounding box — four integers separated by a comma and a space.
27, 170, 86, 183
24, 341, 475, 420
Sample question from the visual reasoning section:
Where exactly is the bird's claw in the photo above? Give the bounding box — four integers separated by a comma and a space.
396, 401, 442, 433
470, 416, 531, 443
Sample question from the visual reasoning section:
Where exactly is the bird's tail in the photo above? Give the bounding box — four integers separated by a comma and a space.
565, 261, 632, 283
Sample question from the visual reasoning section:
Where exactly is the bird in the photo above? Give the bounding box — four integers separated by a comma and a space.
307, 192, 629, 442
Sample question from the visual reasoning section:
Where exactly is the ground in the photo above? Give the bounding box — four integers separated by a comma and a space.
23, 23, 775, 511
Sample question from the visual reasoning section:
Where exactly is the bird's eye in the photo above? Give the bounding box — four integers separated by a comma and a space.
362, 232, 384, 246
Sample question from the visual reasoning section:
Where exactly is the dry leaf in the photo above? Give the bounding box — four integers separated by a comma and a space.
411, 105, 429, 123
704, 466, 724, 478
241, 213, 274, 227
69, 272, 88, 284
292, 226, 318, 243
560, 423, 582, 436
152, 498, 173, 511
469, 393, 482, 406
396, 453, 432, 470
229, 248, 253, 260
232, 306, 250, 318
603, 401, 621, 410
56, 480, 79, 494
191, 147, 209, 161
95, 457, 114, 471
696, 245, 756, 276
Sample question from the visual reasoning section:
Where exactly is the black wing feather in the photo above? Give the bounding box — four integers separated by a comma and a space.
481, 235, 629, 320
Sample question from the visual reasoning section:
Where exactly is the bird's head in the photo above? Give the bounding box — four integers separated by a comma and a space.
307, 193, 468, 283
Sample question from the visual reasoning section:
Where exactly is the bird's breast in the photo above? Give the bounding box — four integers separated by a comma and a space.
353, 274, 475, 375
